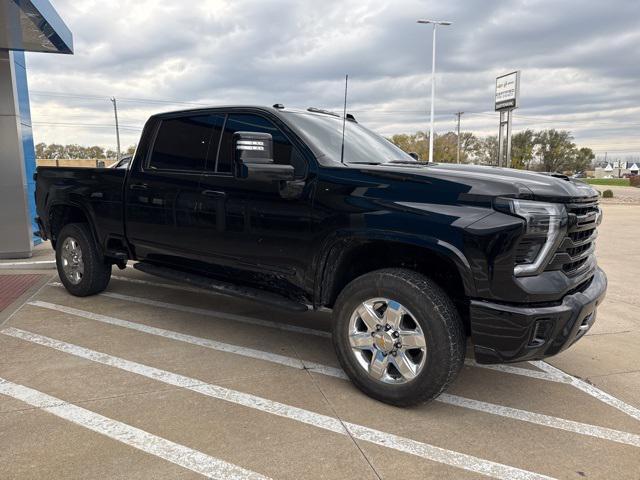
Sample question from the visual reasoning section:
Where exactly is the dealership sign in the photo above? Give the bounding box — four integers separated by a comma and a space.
495, 71, 520, 111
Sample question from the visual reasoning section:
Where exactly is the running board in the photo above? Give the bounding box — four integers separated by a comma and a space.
133, 262, 308, 312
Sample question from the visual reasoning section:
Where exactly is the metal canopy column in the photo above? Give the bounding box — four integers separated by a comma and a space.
0, 0, 73, 258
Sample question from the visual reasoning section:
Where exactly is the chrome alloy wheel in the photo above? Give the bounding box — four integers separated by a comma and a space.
348, 298, 427, 384
60, 236, 84, 285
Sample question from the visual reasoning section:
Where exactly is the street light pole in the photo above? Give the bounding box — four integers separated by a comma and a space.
417, 19, 452, 163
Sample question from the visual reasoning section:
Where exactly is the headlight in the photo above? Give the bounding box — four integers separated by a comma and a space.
494, 198, 567, 277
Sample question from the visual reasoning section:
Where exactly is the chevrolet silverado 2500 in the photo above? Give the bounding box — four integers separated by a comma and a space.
35, 105, 607, 406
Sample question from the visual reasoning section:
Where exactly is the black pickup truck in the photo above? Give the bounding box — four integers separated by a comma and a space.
35, 105, 607, 406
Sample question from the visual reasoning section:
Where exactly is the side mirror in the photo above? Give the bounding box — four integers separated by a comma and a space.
233, 131, 294, 181
408, 152, 421, 161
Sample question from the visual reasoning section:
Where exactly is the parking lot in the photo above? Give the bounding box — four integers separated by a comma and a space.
1, 204, 639, 480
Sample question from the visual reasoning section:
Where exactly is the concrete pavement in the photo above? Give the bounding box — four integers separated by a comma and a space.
0, 204, 638, 479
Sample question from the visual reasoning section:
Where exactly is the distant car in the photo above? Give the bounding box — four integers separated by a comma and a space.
622, 173, 638, 179
109, 155, 132, 169
572, 172, 586, 179
604, 175, 614, 179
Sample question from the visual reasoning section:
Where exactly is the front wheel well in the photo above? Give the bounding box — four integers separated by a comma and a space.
321, 241, 471, 334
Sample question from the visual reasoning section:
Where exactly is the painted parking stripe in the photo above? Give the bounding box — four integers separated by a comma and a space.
463, 359, 562, 383
23, 300, 640, 449
1, 327, 554, 480
531, 360, 640, 422
0, 260, 55, 268
45, 282, 640, 422
102, 281, 640, 416
84, 281, 330, 338
49, 282, 548, 380
29, 299, 344, 379
439, 394, 640, 447
0, 376, 269, 480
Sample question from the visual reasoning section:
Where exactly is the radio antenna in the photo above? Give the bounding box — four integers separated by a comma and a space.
340, 74, 348, 165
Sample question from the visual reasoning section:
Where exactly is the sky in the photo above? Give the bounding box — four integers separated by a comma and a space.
25, 0, 640, 158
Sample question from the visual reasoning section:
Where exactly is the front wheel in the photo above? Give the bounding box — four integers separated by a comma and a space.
56, 223, 111, 296
332, 268, 465, 406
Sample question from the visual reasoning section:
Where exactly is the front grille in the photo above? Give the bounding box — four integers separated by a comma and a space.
546, 198, 599, 277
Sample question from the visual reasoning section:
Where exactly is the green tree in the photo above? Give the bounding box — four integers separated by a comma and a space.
534, 129, 576, 172
434, 132, 459, 163
389, 131, 429, 161
35, 142, 47, 158
511, 129, 536, 169
125, 145, 137, 155
571, 147, 595, 173
474, 135, 498, 165
86, 145, 106, 159
44, 143, 65, 159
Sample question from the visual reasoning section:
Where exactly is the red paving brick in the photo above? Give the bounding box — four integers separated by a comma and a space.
0, 274, 45, 312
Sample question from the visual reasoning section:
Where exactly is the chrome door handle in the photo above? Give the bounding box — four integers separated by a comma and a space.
201, 190, 226, 198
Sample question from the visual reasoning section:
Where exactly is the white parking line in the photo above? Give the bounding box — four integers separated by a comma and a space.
463, 359, 562, 383
29, 300, 345, 379
99, 276, 640, 420
0, 260, 55, 268
1, 327, 555, 480
531, 360, 640, 422
22, 301, 640, 448
50, 283, 543, 379
0, 376, 270, 480
74, 281, 331, 338
439, 394, 640, 447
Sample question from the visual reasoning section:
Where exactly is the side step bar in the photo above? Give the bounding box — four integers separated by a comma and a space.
133, 262, 308, 312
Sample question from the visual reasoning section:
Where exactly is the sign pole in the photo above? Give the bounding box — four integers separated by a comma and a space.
495, 71, 520, 168
498, 111, 505, 167
506, 109, 513, 168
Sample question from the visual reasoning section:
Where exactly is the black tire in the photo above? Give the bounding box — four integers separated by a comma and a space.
332, 268, 465, 406
56, 223, 111, 296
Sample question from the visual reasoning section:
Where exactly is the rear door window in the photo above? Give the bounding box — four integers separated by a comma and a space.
148, 114, 224, 171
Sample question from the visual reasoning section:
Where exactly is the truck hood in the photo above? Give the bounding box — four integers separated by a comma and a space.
357, 162, 599, 204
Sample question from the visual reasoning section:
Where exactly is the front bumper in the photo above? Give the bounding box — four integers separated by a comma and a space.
470, 267, 607, 364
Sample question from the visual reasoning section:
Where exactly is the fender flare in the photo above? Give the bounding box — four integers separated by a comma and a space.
314, 231, 477, 307
46, 200, 102, 252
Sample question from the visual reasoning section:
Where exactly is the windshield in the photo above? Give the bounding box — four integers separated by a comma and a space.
283, 111, 416, 165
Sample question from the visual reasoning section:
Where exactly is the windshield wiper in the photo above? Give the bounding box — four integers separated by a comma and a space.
384, 160, 422, 165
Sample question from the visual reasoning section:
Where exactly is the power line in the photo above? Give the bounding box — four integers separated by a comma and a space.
32, 121, 142, 131
29, 90, 211, 107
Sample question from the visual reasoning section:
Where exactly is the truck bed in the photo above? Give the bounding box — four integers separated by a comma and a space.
35, 166, 127, 247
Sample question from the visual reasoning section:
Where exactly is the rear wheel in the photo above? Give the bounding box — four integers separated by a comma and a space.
56, 223, 111, 296
332, 268, 465, 406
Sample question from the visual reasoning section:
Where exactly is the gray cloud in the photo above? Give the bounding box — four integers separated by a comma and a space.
26, 0, 640, 157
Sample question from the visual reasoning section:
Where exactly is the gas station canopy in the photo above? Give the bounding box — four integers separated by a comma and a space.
0, 0, 73, 54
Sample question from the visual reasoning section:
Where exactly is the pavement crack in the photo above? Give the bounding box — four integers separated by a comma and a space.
290, 343, 384, 480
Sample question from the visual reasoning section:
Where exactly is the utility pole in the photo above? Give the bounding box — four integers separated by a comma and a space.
455, 111, 464, 163
110, 97, 121, 161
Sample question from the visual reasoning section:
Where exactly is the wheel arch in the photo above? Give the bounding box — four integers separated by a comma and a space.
47, 202, 100, 251
316, 235, 476, 332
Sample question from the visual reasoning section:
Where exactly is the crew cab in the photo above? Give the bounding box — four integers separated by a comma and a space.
34, 105, 607, 406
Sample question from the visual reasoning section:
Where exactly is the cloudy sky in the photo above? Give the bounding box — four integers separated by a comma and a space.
25, 0, 640, 157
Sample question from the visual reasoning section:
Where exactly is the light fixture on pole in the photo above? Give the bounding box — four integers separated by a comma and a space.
417, 19, 452, 163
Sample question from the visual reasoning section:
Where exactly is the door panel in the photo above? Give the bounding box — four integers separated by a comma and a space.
125, 114, 223, 264
195, 112, 315, 290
